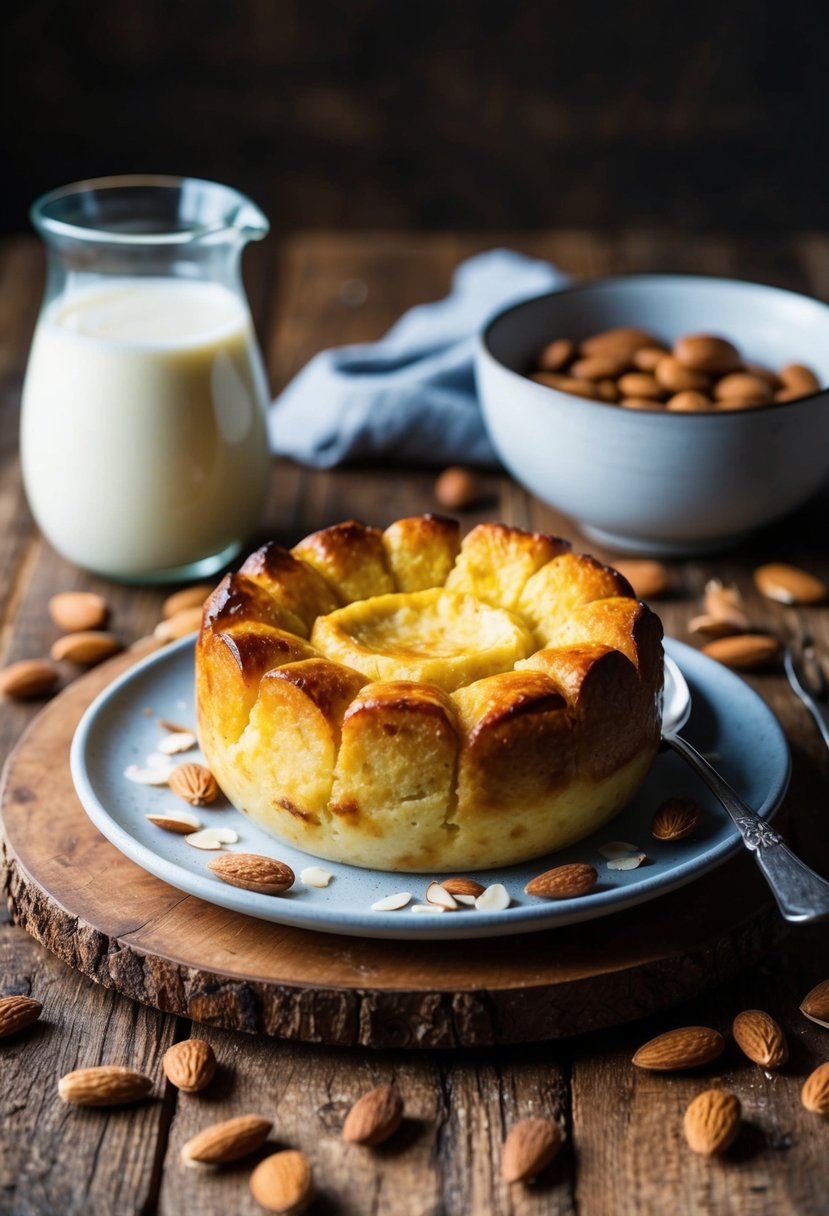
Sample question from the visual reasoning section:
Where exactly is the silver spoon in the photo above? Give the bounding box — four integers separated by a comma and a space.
662, 655, 829, 923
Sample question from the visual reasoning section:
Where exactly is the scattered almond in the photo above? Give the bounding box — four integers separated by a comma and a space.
753, 562, 827, 605
300, 865, 333, 888
701, 633, 782, 671
525, 863, 597, 899
411, 904, 444, 914
207, 853, 295, 895
157, 730, 197, 755
441, 876, 486, 897
163, 1038, 217, 1093
425, 881, 459, 910
370, 892, 412, 912
501, 1116, 563, 1183
0, 995, 42, 1038
157, 717, 192, 734
58, 1065, 153, 1106
434, 466, 481, 511
612, 559, 669, 600
161, 584, 214, 620
154, 606, 204, 643
0, 658, 59, 699
125, 764, 170, 786
683, 1089, 741, 1155
181, 1113, 273, 1165
342, 1084, 404, 1146
598, 840, 641, 860
633, 1026, 726, 1071
800, 979, 829, 1029
651, 796, 701, 841
48, 591, 109, 632
703, 579, 749, 626
801, 1062, 829, 1115
145, 810, 202, 834
607, 854, 647, 870
250, 1149, 314, 1214
475, 883, 511, 911
50, 631, 123, 666
732, 1010, 788, 1069
168, 762, 220, 806
186, 827, 239, 850
688, 613, 747, 638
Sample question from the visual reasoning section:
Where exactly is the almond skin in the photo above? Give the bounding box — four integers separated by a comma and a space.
753, 562, 827, 605
800, 979, 829, 1029
161, 584, 214, 620
633, 1026, 725, 1071
0, 659, 59, 699
434, 466, 481, 511
0, 995, 43, 1038
683, 1089, 741, 1155
732, 1010, 788, 1069
48, 591, 109, 632
342, 1083, 404, 1146
207, 853, 295, 895
181, 1113, 273, 1165
538, 338, 576, 372
701, 633, 782, 671
802, 1062, 829, 1115
525, 863, 597, 900
501, 1116, 563, 1183
50, 631, 123, 666
250, 1149, 314, 1214
168, 762, 220, 806
651, 797, 701, 842
58, 1065, 153, 1106
163, 1038, 217, 1093
441, 876, 486, 897
673, 334, 741, 375
612, 559, 669, 600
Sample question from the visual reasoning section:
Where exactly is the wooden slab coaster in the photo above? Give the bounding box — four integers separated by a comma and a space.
1, 652, 785, 1049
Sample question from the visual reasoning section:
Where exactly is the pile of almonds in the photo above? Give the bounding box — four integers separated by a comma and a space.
530, 326, 823, 412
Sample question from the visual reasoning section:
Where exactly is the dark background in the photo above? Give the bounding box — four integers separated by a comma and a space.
2, 0, 829, 237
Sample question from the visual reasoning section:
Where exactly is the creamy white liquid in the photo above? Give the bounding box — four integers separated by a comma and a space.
21, 278, 270, 579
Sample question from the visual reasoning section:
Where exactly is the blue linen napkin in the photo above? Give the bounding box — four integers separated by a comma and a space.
268, 249, 568, 468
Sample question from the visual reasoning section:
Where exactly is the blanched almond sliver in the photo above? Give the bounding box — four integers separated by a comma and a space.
300, 866, 333, 888
185, 827, 239, 850
607, 854, 647, 870
157, 731, 198, 755
124, 764, 169, 786
425, 881, 458, 910
475, 883, 511, 911
598, 840, 641, 860
145, 811, 201, 834
145, 752, 176, 770
411, 903, 444, 914
371, 892, 412, 912
454, 893, 478, 907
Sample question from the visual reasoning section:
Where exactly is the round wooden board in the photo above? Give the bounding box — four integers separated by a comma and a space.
1, 651, 787, 1049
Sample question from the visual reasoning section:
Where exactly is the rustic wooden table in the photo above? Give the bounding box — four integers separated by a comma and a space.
2, 230, 829, 1215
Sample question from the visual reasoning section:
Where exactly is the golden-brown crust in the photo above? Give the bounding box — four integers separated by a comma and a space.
445, 523, 571, 611
239, 543, 341, 632
518, 553, 633, 646
382, 515, 460, 592
203, 572, 306, 637
291, 520, 395, 603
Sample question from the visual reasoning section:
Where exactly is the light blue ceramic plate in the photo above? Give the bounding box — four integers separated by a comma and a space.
70, 636, 790, 940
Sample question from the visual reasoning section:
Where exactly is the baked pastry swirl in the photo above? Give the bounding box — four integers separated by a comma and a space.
196, 517, 663, 871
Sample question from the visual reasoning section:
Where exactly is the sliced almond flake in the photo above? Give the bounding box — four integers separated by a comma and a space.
475, 883, 511, 912
425, 881, 458, 910
411, 903, 444, 914
157, 731, 198, 755
184, 827, 238, 850
145, 752, 176, 770
370, 892, 412, 912
300, 866, 333, 888
598, 840, 641, 860
454, 893, 478, 907
607, 853, 648, 871
124, 764, 170, 786
145, 811, 201, 834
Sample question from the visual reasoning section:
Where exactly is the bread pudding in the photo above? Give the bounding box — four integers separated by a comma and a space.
195, 517, 663, 871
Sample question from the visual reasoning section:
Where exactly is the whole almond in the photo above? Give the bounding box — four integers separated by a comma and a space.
801, 1062, 829, 1115
342, 1084, 404, 1146
779, 363, 821, 396
683, 1089, 741, 1155
162, 584, 214, 620
434, 466, 480, 511
651, 796, 701, 841
532, 374, 602, 400
655, 356, 710, 395
168, 763, 220, 806
701, 633, 782, 671
702, 580, 750, 630
633, 1026, 725, 1071
620, 396, 665, 411
616, 372, 662, 399
673, 334, 741, 375
753, 562, 826, 605
580, 327, 658, 359
665, 390, 713, 412
525, 863, 597, 900
250, 1149, 314, 1214
163, 1038, 217, 1092
688, 614, 747, 638
208, 853, 295, 895
800, 979, 829, 1029
732, 1010, 788, 1068
58, 1065, 153, 1106
50, 631, 123, 666
501, 1116, 563, 1183
714, 372, 773, 403
441, 876, 486, 897
612, 559, 669, 600
633, 345, 670, 371
181, 1113, 273, 1165
154, 606, 205, 643
0, 658, 59, 699
538, 338, 576, 372
0, 995, 42, 1038
48, 591, 109, 632
570, 354, 631, 381
146, 811, 202, 834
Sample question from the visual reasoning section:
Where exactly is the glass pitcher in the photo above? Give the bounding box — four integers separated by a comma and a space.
20, 175, 272, 583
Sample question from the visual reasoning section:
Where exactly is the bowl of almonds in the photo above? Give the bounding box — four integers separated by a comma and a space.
476, 274, 829, 553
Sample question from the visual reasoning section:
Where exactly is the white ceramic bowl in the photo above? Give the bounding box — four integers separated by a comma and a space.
476, 274, 829, 554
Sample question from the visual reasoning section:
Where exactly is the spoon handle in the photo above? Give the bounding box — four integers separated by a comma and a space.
664, 733, 829, 923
